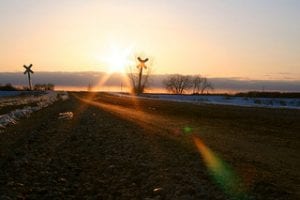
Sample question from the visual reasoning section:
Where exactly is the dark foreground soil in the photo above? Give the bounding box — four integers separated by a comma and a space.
0, 92, 299, 200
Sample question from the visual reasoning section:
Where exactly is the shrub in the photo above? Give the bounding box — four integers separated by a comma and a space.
0, 83, 18, 91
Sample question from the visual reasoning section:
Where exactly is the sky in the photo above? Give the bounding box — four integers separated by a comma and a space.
0, 0, 300, 80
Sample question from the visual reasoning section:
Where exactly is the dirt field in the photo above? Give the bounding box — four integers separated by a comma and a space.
0, 92, 299, 199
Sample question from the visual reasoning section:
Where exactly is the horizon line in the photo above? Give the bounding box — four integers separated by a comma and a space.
1, 71, 299, 82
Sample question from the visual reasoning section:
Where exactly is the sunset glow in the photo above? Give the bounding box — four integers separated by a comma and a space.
98, 45, 134, 74
0, 0, 299, 80
0, 1, 299, 198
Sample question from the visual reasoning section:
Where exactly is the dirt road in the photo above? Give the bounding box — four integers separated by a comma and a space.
0, 92, 299, 199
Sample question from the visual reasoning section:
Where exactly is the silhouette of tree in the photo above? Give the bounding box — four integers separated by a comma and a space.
164, 74, 213, 94
163, 74, 192, 94
0, 83, 18, 91
34, 84, 42, 91
192, 75, 213, 94
199, 77, 213, 94
34, 83, 55, 91
192, 75, 203, 94
46, 83, 55, 91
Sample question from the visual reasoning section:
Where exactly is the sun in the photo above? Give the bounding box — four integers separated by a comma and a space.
101, 45, 133, 73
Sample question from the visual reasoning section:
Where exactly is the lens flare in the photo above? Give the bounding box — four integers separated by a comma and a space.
183, 126, 193, 134
193, 136, 248, 199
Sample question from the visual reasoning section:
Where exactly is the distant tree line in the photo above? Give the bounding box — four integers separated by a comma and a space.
126, 56, 213, 95
163, 74, 213, 94
0, 83, 18, 91
0, 83, 55, 91
33, 83, 55, 91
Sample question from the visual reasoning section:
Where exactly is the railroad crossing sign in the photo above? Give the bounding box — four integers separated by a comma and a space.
23, 64, 34, 90
136, 57, 149, 94
137, 57, 148, 69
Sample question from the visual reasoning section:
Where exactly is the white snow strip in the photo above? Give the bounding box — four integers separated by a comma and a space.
111, 92, 300, 110
0, 91, 69, 130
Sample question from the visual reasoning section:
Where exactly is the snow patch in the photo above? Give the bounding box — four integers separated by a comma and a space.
152, 94, 300, 109
113, 93, 300, 110
58, 112, 73, 120
0, 91, 70, 130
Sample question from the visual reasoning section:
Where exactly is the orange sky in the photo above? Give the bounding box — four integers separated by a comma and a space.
0, 0, 299, 80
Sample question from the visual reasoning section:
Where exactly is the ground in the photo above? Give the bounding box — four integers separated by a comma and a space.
0, 92, 299, 199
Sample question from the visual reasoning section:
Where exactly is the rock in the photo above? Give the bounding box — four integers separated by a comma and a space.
59, 178, 67, 183
153, 187, 164, 194
108, 165, 115, 169
15, 182, 24, 187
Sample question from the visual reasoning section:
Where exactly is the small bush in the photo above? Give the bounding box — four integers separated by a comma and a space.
0, 83, 18, 91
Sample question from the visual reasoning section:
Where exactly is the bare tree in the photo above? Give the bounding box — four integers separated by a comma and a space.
192, 75, 203, 94
192, 75, 213, 94
46, 83, 55, 91
34, 84, 42, 91
34, 83, 55, 91
163, 74, 193, 94
200, 77, 213, 94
